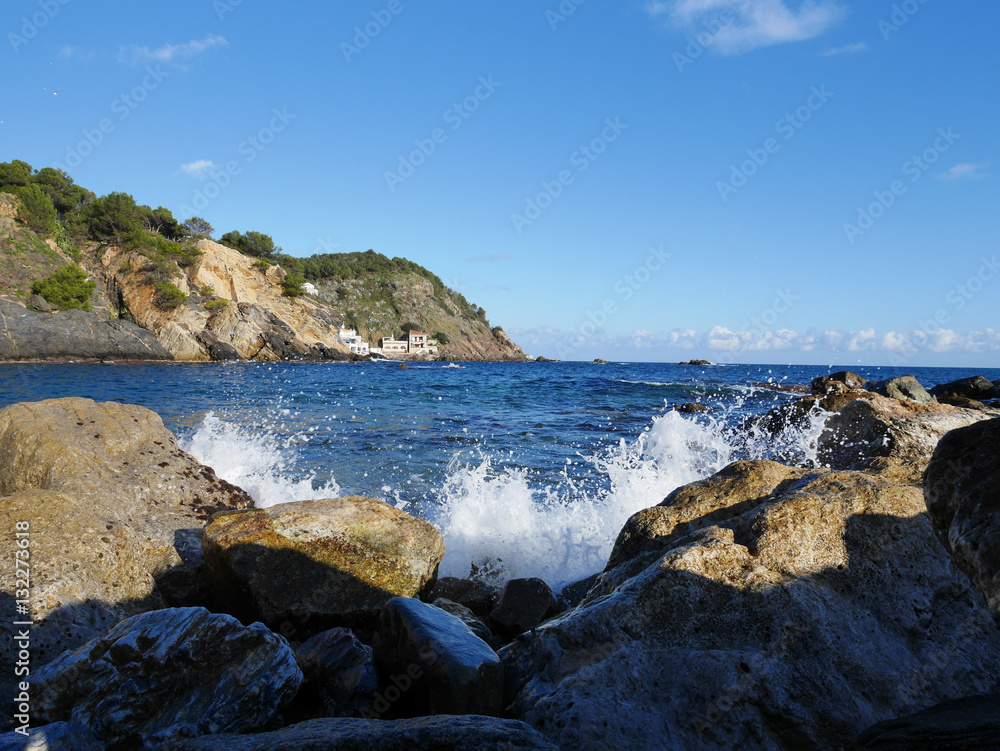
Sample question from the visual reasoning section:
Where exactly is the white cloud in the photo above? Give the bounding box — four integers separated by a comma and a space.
846, 328, 877, 351
651, 0, 847, 55
119, 35, 228, 66
820, 41, 866, 56
937, 162, 987, 181
180, 160, 216, 176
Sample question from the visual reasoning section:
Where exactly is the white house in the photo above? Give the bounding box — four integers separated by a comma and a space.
302, 282, 319, 297
338, 328, 370, 355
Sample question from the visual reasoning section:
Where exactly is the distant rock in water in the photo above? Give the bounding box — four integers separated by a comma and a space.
535, 355, 561, 362
0, 299, 170, 362
679, 359, 712, 366
593, 358, 611, 364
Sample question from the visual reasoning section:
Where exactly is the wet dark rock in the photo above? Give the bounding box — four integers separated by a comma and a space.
557, 573, 601, 610
937, 395, 989, 410
171, 716, 558, 750
856, 693, 1000, 750
423, 576, 499, 617
33, 607, 303, 749
432, 597, 495, 646
293, 628, 378, 718
489, 578, 557, 638
675, 402, 711, 414
372, 597, 503, 717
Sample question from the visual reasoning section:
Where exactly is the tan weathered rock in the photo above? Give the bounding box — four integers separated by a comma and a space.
0, 490, 162, 670
502, 461, 1000, 751
33, 607, 302, 749
172, 716, 558, 750
924, 418, 1000, 621
98, 241, 351, 361
202, 497, 446, 631
0, 398, 252, 606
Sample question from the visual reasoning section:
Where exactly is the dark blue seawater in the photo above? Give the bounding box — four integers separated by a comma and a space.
2, 361, 996, 585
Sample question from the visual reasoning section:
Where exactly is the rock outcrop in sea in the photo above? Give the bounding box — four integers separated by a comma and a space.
2, 374, 999, 748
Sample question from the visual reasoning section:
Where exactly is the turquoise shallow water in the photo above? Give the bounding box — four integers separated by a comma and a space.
1, 360, 996, 585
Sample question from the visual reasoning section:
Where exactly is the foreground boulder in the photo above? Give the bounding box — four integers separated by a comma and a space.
0, 298, 172, 362
34, 607, 302, 749
173, 716, 557, 750
489, 578, 557, 639
501, 461, 1000, 750
924, 418, 1000, 620
0, 398, 252, 669
857, 693, 1000, 750
202, 497, 445, 632
373, 597, 503, 717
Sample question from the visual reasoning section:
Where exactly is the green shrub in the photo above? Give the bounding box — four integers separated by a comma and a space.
282, 273, 307, 298
253, 258, 272, 272
4, 185, 57, 234
154, 282, 188, 310
200, 284, 215, 297
433, 331, 450, 345
31, 264, 96, 311
205, 298, 229, 311
220, 230, 281, 258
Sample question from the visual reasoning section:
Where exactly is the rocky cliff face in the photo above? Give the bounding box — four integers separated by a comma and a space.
96, 241, 351, 362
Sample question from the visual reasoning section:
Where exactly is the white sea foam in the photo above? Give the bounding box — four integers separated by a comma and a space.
181, 412, 340, 508
428, 410, 736, 588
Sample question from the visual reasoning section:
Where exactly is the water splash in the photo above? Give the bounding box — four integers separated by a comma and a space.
181, 412, 341, 508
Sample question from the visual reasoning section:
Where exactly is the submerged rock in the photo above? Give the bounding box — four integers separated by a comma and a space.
293, 628, 378, 718
202, 497, 445, 632
501, 461, 1000, 750
372, 597, 503, 717
924, 418, 1000, 620
33, 607, 302, 749
172, 716, 557, 750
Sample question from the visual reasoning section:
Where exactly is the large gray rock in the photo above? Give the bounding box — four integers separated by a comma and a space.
870, 375, 936, 404
0, 721, 102, 750
202, 497, 445, 633
924, 417, 1000, 620
33, 607, 302, 749
930, 375, 1000, 401
501, 461, 1000, 751
0, 299, 171, 361
373, 597, 503, 717
857, 693, 1000, 750
172, 716, 557, 750
294, 628, 378, 718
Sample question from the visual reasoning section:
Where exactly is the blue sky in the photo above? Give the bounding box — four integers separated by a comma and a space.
3, 0, 998, 366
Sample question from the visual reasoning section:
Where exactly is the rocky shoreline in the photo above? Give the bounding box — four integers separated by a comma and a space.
1, 371, 999, 749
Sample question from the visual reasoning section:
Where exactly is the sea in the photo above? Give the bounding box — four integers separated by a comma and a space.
2, 360, 997, 590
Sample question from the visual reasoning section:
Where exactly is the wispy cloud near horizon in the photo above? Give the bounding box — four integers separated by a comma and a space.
118, 35, 228, 67
648, 0, 847, 55
180, 160, 217, 176
937, 162, 988, 181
